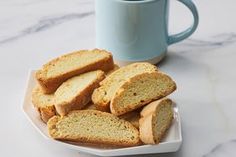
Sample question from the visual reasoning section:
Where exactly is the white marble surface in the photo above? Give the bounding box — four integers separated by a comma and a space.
1, 0, 236, 156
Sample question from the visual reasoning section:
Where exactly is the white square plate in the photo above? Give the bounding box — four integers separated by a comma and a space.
22, 70, 182, 156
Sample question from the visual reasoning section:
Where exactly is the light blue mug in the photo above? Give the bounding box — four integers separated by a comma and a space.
96, 0, 199, 65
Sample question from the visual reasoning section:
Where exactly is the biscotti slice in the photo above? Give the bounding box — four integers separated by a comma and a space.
54, 70, 105, 116
47, 110, 140, 147
32, 86, 56, 123
119, 110, 140, 129
110, 71, 176, 116
36, 49, 114, 94
92, 62, 158, 112
139, 98, 173, 144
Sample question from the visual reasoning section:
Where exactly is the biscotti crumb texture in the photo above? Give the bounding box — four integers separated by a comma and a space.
54, 70, 105, 116
47, 110, 140, 147
110, 72, 176, 116
139, 98, 174, 144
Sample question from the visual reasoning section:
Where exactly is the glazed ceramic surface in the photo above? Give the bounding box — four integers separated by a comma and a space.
96, 0, 198, 63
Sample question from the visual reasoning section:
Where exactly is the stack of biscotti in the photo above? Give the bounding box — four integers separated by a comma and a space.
36, 49, 114, 94
92, 62, 176, 115
32, 49, 177, 147
92, 63, 158, 112
32, 49, 114, 122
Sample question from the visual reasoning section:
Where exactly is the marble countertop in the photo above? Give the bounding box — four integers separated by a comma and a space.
1, 0, 236, 156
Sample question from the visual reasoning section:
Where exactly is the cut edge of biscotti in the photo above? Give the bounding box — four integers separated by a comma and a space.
82, 103, 140, 129
139, 98, 174, 144
47, 110, 140, 147
31, 85, 56, 123
110, 71, 176, 116
54, 70, 105, 116
92, 62, 158, 112
36, 49, 114, 94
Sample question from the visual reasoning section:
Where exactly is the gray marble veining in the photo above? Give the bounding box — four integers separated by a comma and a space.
0, 12, 94, 44
174, 33, 236, 53
0, 0, 236, 157
203, 140, 236, 157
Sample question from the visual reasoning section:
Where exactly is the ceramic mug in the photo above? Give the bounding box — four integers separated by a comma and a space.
95, 0, 199, 65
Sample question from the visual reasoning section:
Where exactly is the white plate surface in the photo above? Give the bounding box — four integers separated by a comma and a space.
22, 70, 182, 156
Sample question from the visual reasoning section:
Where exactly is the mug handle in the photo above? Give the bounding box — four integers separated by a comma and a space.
167, 0, 199, 45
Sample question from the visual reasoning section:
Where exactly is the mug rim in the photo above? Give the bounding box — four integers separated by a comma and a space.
114, 0, 158, 4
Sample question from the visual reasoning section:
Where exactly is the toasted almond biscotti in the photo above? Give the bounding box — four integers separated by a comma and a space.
32, 86, 56, 123
82, 102, 141, 127
82, 103, 140, 128
47, 110, 140, 147
92, 62, 158, 112
36, 49, 114, 94
83, 106, 140, 129
54, 70, 105, 116
139, 98, 173, 144
110, 71, 176, 116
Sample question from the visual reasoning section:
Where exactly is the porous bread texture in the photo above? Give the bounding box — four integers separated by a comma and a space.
54, 70, 105, 116
83, 103, 140, 128
47, 110, 140, 147
92, 62, 158, 112
31, 86, 56, 122
110, 72, 176, 116
139, 98, 174, 144
36, 49, 114, 94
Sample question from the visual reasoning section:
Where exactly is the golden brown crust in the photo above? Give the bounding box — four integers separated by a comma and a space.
36, 49, 114, 94
141, 98, 172, 117
110, 72, 176, 116
47, 115, 61, 136
31, 86, 56, 123
100, 62, 158, 86
94, 101, 110, 112
139, 114, 155, 144
38, 106, 56, 123
55, 71, 105, 116
95, 105, 111, 112
139, 98, 173, 144
47, 110, 141, 147
92, 87, 111, 112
